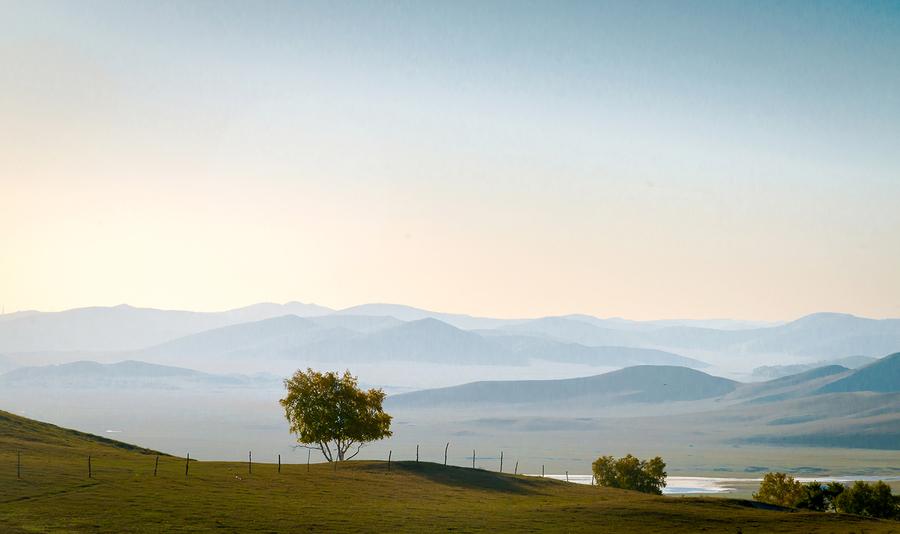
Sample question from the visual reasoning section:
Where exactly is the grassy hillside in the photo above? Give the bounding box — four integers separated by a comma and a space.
2, 411, 897, 532
388, 365, 737, 408
818, 352, 900, 394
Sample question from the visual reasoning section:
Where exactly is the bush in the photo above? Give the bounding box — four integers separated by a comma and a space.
591, 454, 666, 495
753, 472, 805, 508
833, 481, 897, 519
795, 481, 844, 512
754, 474, 898, 518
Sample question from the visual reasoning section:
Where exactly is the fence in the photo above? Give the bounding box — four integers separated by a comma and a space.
8, 443, 595, 485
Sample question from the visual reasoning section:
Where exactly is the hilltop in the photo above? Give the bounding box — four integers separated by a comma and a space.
388, 365, 736, 409
1, 410, 895, 533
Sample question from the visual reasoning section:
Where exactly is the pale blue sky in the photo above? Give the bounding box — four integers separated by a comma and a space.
1, 1, 899, 319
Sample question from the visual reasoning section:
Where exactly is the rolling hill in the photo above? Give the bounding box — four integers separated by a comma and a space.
0, 410, 894, 533
817, 352, 900, 394
388, 365, 738, 408
732, 365, 853, 403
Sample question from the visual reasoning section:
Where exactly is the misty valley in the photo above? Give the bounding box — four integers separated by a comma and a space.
1, 303, 897, 500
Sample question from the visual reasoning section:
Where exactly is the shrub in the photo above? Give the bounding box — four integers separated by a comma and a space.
591, 454, 666, 495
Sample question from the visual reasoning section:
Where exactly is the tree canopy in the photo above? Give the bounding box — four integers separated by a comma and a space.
834, 480, 897, 519
754, 473, 898, 519
752, 472, 806, 508
591, 454, 667, 495
280, 369, 392, 462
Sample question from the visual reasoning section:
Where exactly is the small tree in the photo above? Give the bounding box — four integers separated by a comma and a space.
592, 454, 667, 495
834, 480, 897, 519
280, 369, 392, 462
753, 472, 806, 508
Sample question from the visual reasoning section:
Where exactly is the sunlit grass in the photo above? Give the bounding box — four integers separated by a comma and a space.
1, 410, 897, 533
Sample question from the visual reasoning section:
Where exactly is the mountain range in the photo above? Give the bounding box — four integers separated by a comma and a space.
1, 304, 899, 377
0, 302, 330, 353
134, 315, 705, 369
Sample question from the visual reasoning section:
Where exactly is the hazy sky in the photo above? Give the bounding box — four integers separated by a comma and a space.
2, 1, 899, 320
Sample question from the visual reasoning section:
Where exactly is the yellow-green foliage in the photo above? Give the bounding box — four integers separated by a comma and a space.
592, 454, 667, 495
835, 480, 898, 519
280, 368, 392, 461
753, 472, 806, 507
2, 410, 898, 533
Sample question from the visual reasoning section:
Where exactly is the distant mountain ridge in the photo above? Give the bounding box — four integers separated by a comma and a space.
133, 315, 705, 369
495, 312, 900, 362
1, 304, 898, 376
0, 302, 331, 353
334, 303, 516, 330
752, 355, 876, 380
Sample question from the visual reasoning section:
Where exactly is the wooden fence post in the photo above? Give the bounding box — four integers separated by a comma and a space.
388, 450, 392, 472
444, 442, 449, 466
307, 450, 311, 473
278, 454, 281, 474
185, 453, 189, 478
541, 465, 544, 477
472, 449, 475, 469
416, 444, 419, 463
88, 455, 92, 479
499, 451, 503, 473
154, 455, 159, 477
248, 451, 252, 474
514, 460, 518, 475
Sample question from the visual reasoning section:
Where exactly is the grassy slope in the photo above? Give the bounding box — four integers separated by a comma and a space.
1, 411, 897, 533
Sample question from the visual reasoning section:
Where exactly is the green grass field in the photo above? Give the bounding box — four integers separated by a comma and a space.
1, 410, 897, 533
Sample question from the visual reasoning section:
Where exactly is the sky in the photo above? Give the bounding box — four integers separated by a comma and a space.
1, 0, 899, 321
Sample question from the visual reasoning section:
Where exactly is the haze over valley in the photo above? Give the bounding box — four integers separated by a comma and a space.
1, 302, 897, 486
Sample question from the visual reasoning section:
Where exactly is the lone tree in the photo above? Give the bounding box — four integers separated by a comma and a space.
592, 454, 667, 495
753, 472, 806, 508
280, 369, 392, 462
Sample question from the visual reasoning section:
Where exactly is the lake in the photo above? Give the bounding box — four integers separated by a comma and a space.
534, 474, 900, 495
